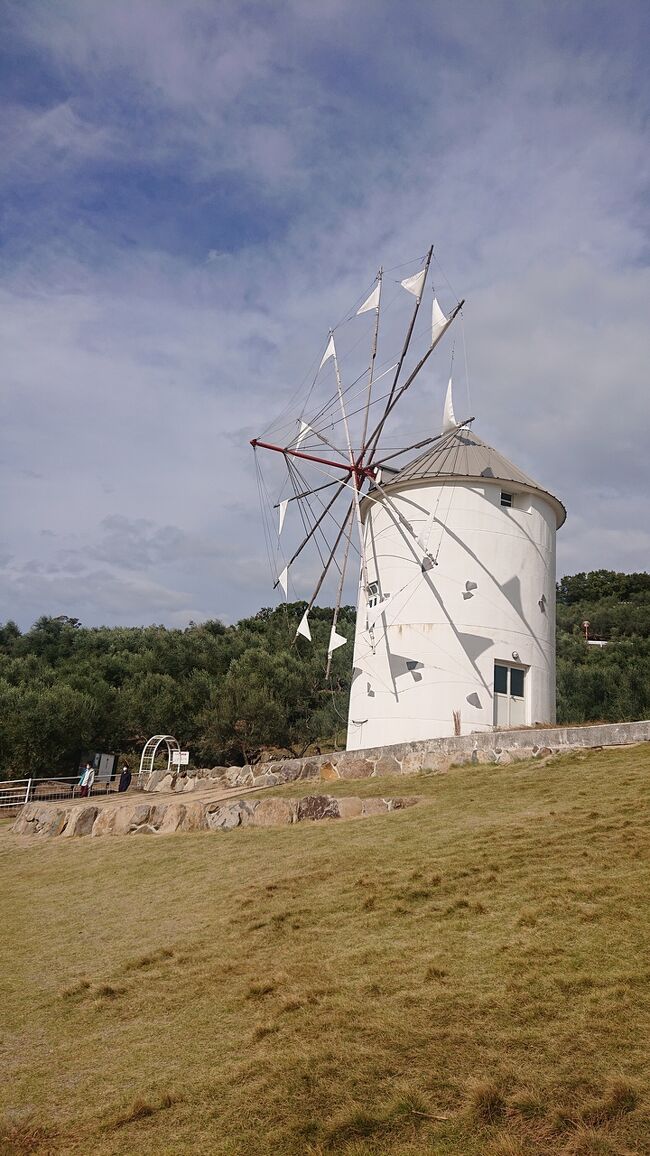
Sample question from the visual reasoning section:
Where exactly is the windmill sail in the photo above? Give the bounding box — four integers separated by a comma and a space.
441, 377, 458, 434
296, 610, 311, 640
400, 268, 426, 298
356, 284, 380, 314
328, 626, 347, 654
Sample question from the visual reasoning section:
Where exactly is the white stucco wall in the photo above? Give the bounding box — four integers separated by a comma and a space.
346, 477, 560, 750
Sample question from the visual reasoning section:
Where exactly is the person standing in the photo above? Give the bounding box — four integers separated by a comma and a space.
79, 762, 95, 798
118, 764, 132, 793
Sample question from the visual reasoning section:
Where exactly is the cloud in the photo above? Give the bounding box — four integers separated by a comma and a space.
1, 1, 649, 628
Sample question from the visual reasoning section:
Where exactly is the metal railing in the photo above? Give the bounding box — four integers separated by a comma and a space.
0, 776, 120, 812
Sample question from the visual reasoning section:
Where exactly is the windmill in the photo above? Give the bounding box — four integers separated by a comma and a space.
252, 245, 565, 750
251, 245, 464, 664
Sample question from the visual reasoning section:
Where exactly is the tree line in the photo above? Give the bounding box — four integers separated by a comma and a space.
1, 570, 648, 778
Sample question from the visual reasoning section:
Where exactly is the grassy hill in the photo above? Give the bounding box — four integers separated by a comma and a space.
2, 745, 649, 1155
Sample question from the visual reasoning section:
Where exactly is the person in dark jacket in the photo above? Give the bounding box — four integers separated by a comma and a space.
118, 764, 132, 792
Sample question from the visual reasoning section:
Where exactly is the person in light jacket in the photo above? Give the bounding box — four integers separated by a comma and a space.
79, 763, 95, 798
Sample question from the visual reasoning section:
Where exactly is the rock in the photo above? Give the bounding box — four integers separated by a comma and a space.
274, 759, 304, 782
154, 774, 176, 793
225, 767, 242, 787
158, 803, 186, 834
260, 772, 281, 787
361, 798, 389, 816
63, 806, 98, 838
337, 796, 363, 819
336, 757, 374, 780
209, 766, 229, 778
373, 756, 401, 777
249, 798, 295, 826
92, 809, 116, 837
205, 802, 243, 831
319, 761, 339, 781
299, 760, 320, 780
128, 803, 152, 829
236, 770, 255, 787
46, 810, 69, 837
534, 746, 553, 758
180, 776, 199, 793
144, 767, 172, 792
13, 804, 45, 835
132, 824, 158, 835
496, 750, 513, 764
178, 801, 207, 831
296, 795, 340, 822
387, 797, 419, 811
149, 804, 168, 829
205, 800, 255, 831
401, 753, 426, 775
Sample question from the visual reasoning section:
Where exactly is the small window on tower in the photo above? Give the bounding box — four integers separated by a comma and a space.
367, 582, 380, 608
500, 491, 513, 508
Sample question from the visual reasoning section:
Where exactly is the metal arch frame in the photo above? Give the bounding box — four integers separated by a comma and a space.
138, 734, 181, 785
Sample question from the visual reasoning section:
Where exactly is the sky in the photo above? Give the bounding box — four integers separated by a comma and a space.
1, 0, 649, 630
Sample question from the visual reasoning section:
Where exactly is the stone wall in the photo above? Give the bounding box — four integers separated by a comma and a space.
12, 794, 419, 839
145, 720, 650, 795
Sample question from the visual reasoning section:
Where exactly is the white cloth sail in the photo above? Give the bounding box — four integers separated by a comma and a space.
366, 593, 393, 629
296, 610, 311, 640
278, 566, 288, 598
278, 499, 288, 535
319, 334, 336, 368
356, 284, 380, 314
431, 296, 449, 341
328, 625, 347, 653
400, 268, 426, 298
441, 377, 458, 434
296, 420, 310, 449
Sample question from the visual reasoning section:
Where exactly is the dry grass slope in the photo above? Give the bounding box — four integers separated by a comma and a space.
0, 745, 649, 1155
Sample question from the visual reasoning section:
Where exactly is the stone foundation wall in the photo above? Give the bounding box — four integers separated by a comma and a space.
13, 794, 419, 839
145, 720, 650, 795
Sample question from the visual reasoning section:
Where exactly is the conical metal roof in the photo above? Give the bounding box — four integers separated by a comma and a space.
383, 426, 566, 527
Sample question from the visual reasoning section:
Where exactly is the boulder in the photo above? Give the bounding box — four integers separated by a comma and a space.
225, 767, 242, 787
387, 797, 419, 811
400, 753, 426, 775
158, 803, 187, 834
209, 766, 229, 778
128, 803, 152, 829
249, 798, 295, 827
319, 761, 340, 781
92, 809, 116, 837
45, 810, 69, 837
148, 804, 168, 829
273, 759, 304, 782
132, 824, 158, 835
297, 795, 340, 822
153, 774, 176, 794
144, 767, 174, 792
361, 798, 390, 816
336, 757, 374, 780
337, 796, 363, 819
63, 806, 98, 838
178, 801, 208, 831
205, 800, 255, 831
205, 802, 243, 831
180, 776, 200, 793
299, 760, 320, 781
373, 756, 401, 777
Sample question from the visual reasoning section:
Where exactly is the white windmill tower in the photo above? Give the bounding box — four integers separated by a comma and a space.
251, 246, 565, 751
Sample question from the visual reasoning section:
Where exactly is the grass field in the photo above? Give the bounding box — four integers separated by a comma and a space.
1, 745, 649, 1155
